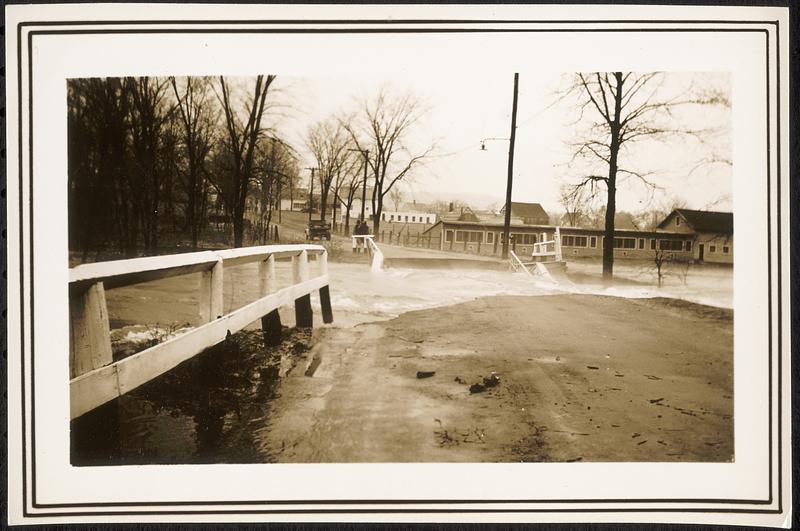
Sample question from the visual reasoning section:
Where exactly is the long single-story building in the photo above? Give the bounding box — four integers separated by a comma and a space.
422, 207, 733, 264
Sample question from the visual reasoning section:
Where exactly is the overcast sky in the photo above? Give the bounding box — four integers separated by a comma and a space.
271, 72, 731, 215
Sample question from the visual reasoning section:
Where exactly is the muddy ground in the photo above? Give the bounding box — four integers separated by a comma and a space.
260, 294, 733, 463
72, 293, 733, 464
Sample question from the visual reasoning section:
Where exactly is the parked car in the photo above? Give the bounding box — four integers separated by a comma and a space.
305, 220, 331, 241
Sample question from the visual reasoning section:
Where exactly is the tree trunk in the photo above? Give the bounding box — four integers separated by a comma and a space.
602, 72, 625, 282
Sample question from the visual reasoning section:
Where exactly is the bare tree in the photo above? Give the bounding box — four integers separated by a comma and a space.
558, 182, 592, 227
338, 166, 364, 234
307, 117, 353, 222
170, 76, 216, 250
125, 76, 176, 253
343, 88, 435, 233
389, 184, 406, 212
654, 249, 667, 288
564, 72, 724, 280
213, 75, 277, 247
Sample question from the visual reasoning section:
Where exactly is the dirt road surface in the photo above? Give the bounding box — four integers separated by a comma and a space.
259, 294, 733, 462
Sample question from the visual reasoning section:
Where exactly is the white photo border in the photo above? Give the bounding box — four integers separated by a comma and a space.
5, 4, 791, 526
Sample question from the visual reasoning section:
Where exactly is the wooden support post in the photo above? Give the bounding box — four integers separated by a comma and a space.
259, 254, 282, 346
293, 250, 313, 328
69, 281, 113, 379
319, 285, 333, 324
199, 259, 224, 323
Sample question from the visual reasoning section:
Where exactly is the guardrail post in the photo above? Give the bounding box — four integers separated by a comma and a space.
318, 250, 334, 324
259, 254, 282, 346
293, 250, 313, 328
199, 258, 224, 324
69, 281, 113, 378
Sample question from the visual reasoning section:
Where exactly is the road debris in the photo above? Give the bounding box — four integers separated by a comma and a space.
416, 370, 435, 379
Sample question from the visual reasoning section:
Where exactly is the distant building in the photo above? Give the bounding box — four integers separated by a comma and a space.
657, 209, 733, 264
499, 202, 550, 225
279, 189, 308, 212
423, 206, 732, 264
337, 198, 436, 225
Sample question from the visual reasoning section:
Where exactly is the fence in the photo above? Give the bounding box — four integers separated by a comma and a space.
69, 244, 331, 420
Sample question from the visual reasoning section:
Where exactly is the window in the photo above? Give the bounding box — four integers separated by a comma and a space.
723, 246, 729, 254
685, 241, 692, 252
456, 230, 483, 243
614, 237, 636, 249
389, 215, 394, 221
650, 239, 656, 250
412, 216, 416, 222
676, 216, 681, 226
487, 232, 494, 244
589, 236, 597, 248
382, 213, 386, 221
638, 238, 645, 250
445, 230, 453, 242
562, 235, 586, 247
660, 240, 684, 251
404, 216, 409, 222
710, 245, 717, 253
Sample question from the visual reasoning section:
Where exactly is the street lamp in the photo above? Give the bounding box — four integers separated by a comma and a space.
348, 148, 369, 223
480, 73, 519, 260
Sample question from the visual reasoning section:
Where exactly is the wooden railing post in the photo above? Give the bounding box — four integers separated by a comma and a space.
318, 250, 334, 324
69, 281, 113, 378
199, 258, 223, 324
259, 254, 282, 346
293, 250, 313, 328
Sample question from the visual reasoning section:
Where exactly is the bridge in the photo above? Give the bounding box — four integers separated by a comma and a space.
69, 244, 331, 420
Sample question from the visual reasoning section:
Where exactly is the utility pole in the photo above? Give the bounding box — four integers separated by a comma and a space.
502, 73, 519, 260
360, 150, 368, 222
305, 167, 316, 223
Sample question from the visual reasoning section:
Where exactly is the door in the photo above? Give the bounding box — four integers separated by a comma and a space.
698, 243, 705, 261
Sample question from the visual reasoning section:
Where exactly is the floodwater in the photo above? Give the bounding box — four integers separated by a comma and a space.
72, 258, 732, 465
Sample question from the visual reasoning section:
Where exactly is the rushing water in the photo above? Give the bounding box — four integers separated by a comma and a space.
72, 259, 732, 465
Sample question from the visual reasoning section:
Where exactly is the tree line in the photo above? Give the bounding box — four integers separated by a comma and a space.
68, 75, 302, 258
69, 77, 435, 260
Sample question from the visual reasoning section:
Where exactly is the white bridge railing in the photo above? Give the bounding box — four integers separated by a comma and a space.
531, 227, 563, 261
69, 244, 331, 419
352, 234, 384, 271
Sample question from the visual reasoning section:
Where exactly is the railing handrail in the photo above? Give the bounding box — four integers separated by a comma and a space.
69, 243, 332, 419
70, 244, 327, 292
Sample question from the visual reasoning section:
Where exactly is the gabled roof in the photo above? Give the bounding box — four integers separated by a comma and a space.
659, 209, 733, 234
503, 202, 549, 220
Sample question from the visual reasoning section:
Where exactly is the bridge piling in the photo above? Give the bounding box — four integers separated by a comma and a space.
293, 250, 313, 328
318, 250, 334, 324
259, 255, 282, 346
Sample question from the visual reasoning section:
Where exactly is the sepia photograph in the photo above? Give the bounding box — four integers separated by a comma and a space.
6, 4, 790, 526
68, 71, 735, 466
